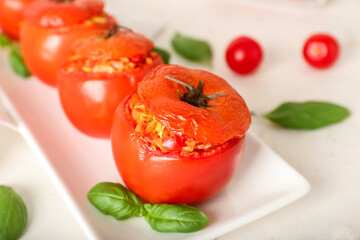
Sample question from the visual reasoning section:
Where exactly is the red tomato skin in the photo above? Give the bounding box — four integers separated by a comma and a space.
111, 98, 246, 204
303, 34, 339, 69
0, 0, 34, 39
225, 36, 263, 75
57, 55, 163, 138
20, 18, 115, 87
137, 65, 251, 144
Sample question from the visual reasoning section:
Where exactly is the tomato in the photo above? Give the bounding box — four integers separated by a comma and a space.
57, 27, 163, 138
111, 64, 251, 204
225, 36, 263, 75
0, 0, 36, 39
20, 0, 116, 87
303, 33, 339, 69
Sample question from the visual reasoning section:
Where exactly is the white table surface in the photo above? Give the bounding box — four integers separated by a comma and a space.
1, 0, 360, 239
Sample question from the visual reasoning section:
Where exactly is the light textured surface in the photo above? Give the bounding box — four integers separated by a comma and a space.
0, 0, 360, 239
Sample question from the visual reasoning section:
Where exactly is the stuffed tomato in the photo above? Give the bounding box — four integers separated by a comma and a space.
20, 0, 116, 86
57, 26, 163, 138
0, 0, 36, 39
111, 64, 251, 204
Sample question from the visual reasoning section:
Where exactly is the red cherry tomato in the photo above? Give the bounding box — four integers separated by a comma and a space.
225, 36, 263, 75
57, 28, 163, 138
20, 0, 116, 87
111, 65, 252, 204
303, 33, 339, 69
0, 0, 35, 39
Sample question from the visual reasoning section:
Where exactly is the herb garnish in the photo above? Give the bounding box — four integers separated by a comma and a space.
88, 182, 209, 233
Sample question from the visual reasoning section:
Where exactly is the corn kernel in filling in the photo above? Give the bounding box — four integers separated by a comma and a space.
83, 14, 109, 26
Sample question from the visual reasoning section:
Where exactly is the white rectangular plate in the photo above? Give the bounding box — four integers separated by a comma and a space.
0, 50, 310, 239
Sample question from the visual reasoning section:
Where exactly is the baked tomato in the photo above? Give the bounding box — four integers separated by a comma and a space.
111, 64, 251, 204
20, 0, 116, 87
0, 0, 36, 40
57, 26, 163, 138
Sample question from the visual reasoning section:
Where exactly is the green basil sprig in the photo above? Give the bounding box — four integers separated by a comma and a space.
144, 203, 208, 233
88, 182, 145, 220
171, 32, 212, 66
152, 47, 171, 64
88, 182, 209, 233
0, 185, 28, 240
0, 34, 11, 49
0, 33, 31, 78
263, 101, 350, 129
9, 47, 31, 78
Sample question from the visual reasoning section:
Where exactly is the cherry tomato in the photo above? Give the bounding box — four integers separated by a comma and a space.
20, 0, 116, 87
303, 33, 339, 69
57, 27, 163, 138
111, 65, 251, 204
0, 0, 36, 39
225, 36, 263, 75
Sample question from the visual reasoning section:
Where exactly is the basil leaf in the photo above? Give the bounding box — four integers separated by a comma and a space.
88, 182, 145, 220
0, 186, 28, 240
8, 47, 31, 78
144, 203, 209, 233
263, 101, 350, 129
152, 47, 170, 64
0, 34, 11, 49
171, 32, 212, 65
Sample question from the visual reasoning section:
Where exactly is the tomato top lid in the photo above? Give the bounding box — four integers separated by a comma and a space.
137, 64, 252, 144
73, 26, 155, 60
25, 0, 104, 28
